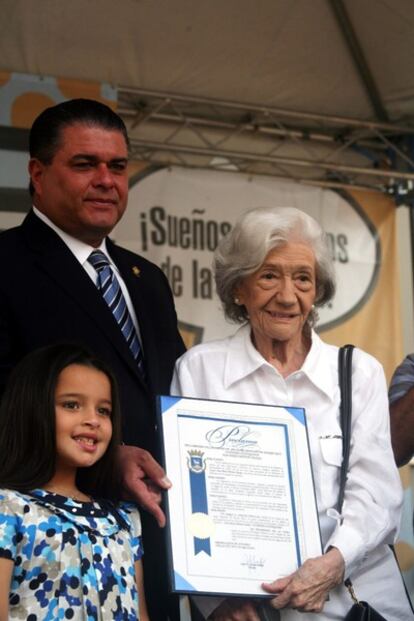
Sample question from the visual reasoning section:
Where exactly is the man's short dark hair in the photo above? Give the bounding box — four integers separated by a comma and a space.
29, 98, 129, 195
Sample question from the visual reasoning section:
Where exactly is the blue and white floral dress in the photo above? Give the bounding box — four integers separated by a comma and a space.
0, 488, 143, 620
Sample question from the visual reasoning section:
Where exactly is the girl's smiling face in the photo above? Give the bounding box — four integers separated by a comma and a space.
54, 364, 113, 473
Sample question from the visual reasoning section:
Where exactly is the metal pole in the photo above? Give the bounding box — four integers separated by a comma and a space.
328, 0, 389, 122
119, 86, 414, 134
129, 139, 414, 181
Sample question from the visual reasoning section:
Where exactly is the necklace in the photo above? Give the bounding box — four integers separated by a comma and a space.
43, 486, 92, 503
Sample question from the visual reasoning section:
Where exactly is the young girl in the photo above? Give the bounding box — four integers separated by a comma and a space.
0, 343, 149, 620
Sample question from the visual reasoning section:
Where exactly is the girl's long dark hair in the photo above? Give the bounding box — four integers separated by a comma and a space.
0, 343, 122, 501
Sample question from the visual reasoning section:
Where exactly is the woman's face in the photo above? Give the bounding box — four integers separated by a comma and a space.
235, 241, 317, 347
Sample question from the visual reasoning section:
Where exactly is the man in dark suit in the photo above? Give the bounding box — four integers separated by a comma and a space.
0, 98, 185, 620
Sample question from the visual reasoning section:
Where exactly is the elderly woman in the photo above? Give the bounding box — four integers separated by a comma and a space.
171, 207, 412, 620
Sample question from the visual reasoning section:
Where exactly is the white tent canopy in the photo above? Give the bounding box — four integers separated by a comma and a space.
1, 0, 414, 193
2, 0, 414, 119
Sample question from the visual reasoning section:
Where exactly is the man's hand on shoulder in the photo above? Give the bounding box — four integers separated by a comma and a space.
118, 444, 171, 527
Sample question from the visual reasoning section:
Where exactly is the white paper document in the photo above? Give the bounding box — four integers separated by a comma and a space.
158, 396, 322, 596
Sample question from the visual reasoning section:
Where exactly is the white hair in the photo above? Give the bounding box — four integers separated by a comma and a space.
213, 206, 336, 325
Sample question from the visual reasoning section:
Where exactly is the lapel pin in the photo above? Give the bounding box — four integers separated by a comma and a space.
132, 266, 141, 277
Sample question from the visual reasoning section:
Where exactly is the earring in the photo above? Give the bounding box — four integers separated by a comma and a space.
234, 297, 240, 305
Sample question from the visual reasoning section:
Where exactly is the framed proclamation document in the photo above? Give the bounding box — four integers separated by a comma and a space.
157, 396, 322, 597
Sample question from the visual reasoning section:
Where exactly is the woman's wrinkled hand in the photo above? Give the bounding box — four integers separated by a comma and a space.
261, 548, 345, 613
210, 598, 261, 621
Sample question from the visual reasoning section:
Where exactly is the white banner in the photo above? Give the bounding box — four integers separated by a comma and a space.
114, 166, 379, 345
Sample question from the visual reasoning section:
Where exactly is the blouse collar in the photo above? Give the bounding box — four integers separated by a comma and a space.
223, 324, 336, 402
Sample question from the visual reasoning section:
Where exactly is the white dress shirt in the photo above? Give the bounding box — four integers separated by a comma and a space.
33, 207, 143, 345
171, 325, 412, 620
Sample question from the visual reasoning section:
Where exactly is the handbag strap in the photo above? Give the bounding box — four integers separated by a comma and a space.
337, 344, 354, 515
337, 345, 414, 612
337, 345, 357, 599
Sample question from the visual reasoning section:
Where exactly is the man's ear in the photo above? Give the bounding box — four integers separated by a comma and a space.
28, 158, 46, 196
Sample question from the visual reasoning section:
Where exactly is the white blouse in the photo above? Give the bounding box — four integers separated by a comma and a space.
171, 325, 411, 620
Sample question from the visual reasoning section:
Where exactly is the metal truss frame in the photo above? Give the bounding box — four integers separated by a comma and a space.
118, 86, 414, 202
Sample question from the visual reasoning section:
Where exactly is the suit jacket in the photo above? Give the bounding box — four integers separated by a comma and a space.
0, 210, 186, 620
0, 210, 185, 456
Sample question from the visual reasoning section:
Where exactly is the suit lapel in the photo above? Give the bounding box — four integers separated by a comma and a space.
22, 212, 147, 388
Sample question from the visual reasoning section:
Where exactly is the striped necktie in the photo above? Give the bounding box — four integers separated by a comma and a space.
88, 250, 145, 376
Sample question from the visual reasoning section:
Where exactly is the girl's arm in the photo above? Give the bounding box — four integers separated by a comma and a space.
0, 557, 13, 621
135, 559, 150, 621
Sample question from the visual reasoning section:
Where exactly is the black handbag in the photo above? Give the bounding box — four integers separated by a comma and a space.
343, 586, 387, 620
338, 345, 388, 621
